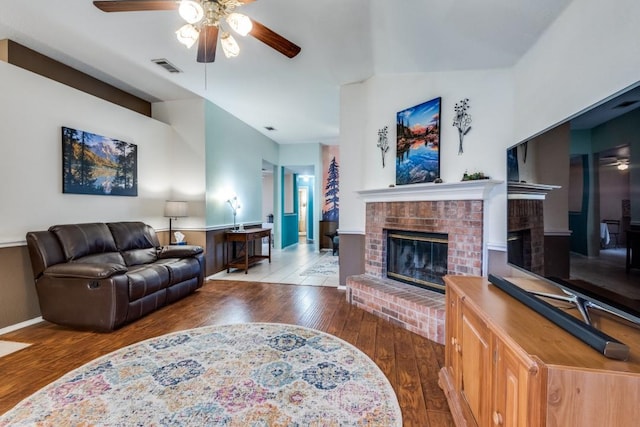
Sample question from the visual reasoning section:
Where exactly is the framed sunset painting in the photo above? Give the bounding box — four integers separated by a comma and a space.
396, 97, 441, 185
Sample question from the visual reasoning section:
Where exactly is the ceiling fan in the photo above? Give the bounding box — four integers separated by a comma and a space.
93, 1, 301, 63
600, 155, 630, 170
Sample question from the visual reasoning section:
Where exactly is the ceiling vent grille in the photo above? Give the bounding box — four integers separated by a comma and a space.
151, 58, 182, 73
613, 100, 639, 109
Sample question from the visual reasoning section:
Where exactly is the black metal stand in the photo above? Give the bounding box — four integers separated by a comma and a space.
488, 274, 629, 360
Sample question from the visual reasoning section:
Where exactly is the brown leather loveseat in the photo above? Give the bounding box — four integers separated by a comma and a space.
26, 221, 205, 331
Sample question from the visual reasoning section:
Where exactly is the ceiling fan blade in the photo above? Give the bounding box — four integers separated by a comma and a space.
249, 20, 301, 58
197, 26, 219, 63
93, 1, 178, 13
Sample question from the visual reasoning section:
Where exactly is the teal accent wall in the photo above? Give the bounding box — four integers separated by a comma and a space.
569, 108, 640, 255
281, 167, 299, 247
279, 143, 323, 245
204, 101, 278, 228
591, 109, 640, 223
569, 130, 592, 155
569, 154, 590, 255
200, 101, 325, 249
282, 214, 299, 247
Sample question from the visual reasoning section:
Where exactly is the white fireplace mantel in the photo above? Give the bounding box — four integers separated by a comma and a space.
507, 181, 560, 200
357, 179, 503, 203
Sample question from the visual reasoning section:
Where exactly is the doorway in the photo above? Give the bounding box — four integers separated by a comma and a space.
298, 187, 308, 242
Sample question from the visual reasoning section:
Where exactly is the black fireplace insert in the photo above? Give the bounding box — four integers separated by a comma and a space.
386, 230, 448, 293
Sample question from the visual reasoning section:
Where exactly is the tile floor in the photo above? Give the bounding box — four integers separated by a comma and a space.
208, 240, 340, 287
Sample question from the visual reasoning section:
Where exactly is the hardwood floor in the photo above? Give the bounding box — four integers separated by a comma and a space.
0, 280, 454, 426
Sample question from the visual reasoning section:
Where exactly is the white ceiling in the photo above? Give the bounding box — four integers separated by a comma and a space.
0, 0, 574, 145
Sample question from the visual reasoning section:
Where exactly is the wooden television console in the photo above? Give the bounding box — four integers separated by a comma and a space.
439, 275, 640, 427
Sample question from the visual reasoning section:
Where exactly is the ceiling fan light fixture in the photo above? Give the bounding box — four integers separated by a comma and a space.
221, 32, 240, 58
176, 24, 200, 48
226, 12, 253, 36
179, 1, 205, 24
618, 162, 629, 171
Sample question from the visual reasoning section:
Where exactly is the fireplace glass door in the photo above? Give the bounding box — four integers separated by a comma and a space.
386, 230, 448, 292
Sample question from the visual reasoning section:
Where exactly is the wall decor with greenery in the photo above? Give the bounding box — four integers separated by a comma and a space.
453, 98, 472, 155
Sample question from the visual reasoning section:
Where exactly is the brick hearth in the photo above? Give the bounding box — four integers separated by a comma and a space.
346, 181, 499, 344
347, 274, 446, 344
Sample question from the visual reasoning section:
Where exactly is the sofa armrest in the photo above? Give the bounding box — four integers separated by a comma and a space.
43, 262, 127, 279
157, 245, 204, 259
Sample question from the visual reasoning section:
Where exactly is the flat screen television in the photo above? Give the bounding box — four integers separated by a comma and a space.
506, 82, 640, 327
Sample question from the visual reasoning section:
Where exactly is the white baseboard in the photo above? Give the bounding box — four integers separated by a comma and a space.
0, 317, 44, 336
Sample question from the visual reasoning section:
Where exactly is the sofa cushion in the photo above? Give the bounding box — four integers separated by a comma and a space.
154, 258, 202, 285
126, 264, 170, 301
50, 223, 118, 261
74, 252, 126, 266
122, 248, 159, 267
108, 222, 160, 266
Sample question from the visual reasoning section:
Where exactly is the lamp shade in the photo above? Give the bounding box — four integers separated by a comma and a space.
226, 13, 253, 36
176, 24, 200, 48
164, 201, 189, 218
178, 0, 204, 24
220, 32, 240, 58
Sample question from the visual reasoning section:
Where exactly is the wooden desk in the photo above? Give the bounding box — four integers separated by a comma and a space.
225, 228, 271, 274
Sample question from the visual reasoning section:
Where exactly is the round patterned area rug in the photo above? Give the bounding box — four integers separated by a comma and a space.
0, 323, 402, 426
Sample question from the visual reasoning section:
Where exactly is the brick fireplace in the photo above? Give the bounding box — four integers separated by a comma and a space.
346, 180, 500, 344
507, 182, 553, 276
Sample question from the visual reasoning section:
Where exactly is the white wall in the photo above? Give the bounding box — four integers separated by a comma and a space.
513, 0, 640, 143
152, 99, 207, 231
514, 0, 640, 231
0, 61, 174, 245
339, 69, 514, 247
262, 173, 274, 222
339, 82, 368, 235
341, 0, 640, 251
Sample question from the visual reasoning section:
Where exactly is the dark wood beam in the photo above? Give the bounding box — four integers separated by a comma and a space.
0, 39, 151, 117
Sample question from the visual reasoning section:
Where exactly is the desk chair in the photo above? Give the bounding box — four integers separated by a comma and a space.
325, 231, 339, 255
603, 219, 621, 248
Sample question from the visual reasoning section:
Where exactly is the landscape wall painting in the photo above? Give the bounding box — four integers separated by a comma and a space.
62, 127, 137, 196
396, 97, 441, 185
322, 145, 339, 222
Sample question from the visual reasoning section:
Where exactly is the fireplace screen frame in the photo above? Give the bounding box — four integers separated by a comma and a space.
386, 229, 449, 293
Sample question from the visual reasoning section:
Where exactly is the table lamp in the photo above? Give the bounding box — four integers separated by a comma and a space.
164, 201, 188, 244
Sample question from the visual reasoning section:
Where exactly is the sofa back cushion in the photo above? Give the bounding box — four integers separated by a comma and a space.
50, 223, 119, 262
107, 222, 160, 266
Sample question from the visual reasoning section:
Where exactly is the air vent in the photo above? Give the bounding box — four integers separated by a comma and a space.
264, 126, 276, 131
151, 58, 182, 73
613, 100, 639, 109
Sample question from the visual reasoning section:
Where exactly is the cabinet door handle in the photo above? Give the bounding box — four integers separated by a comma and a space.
492, 411, 503, 425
